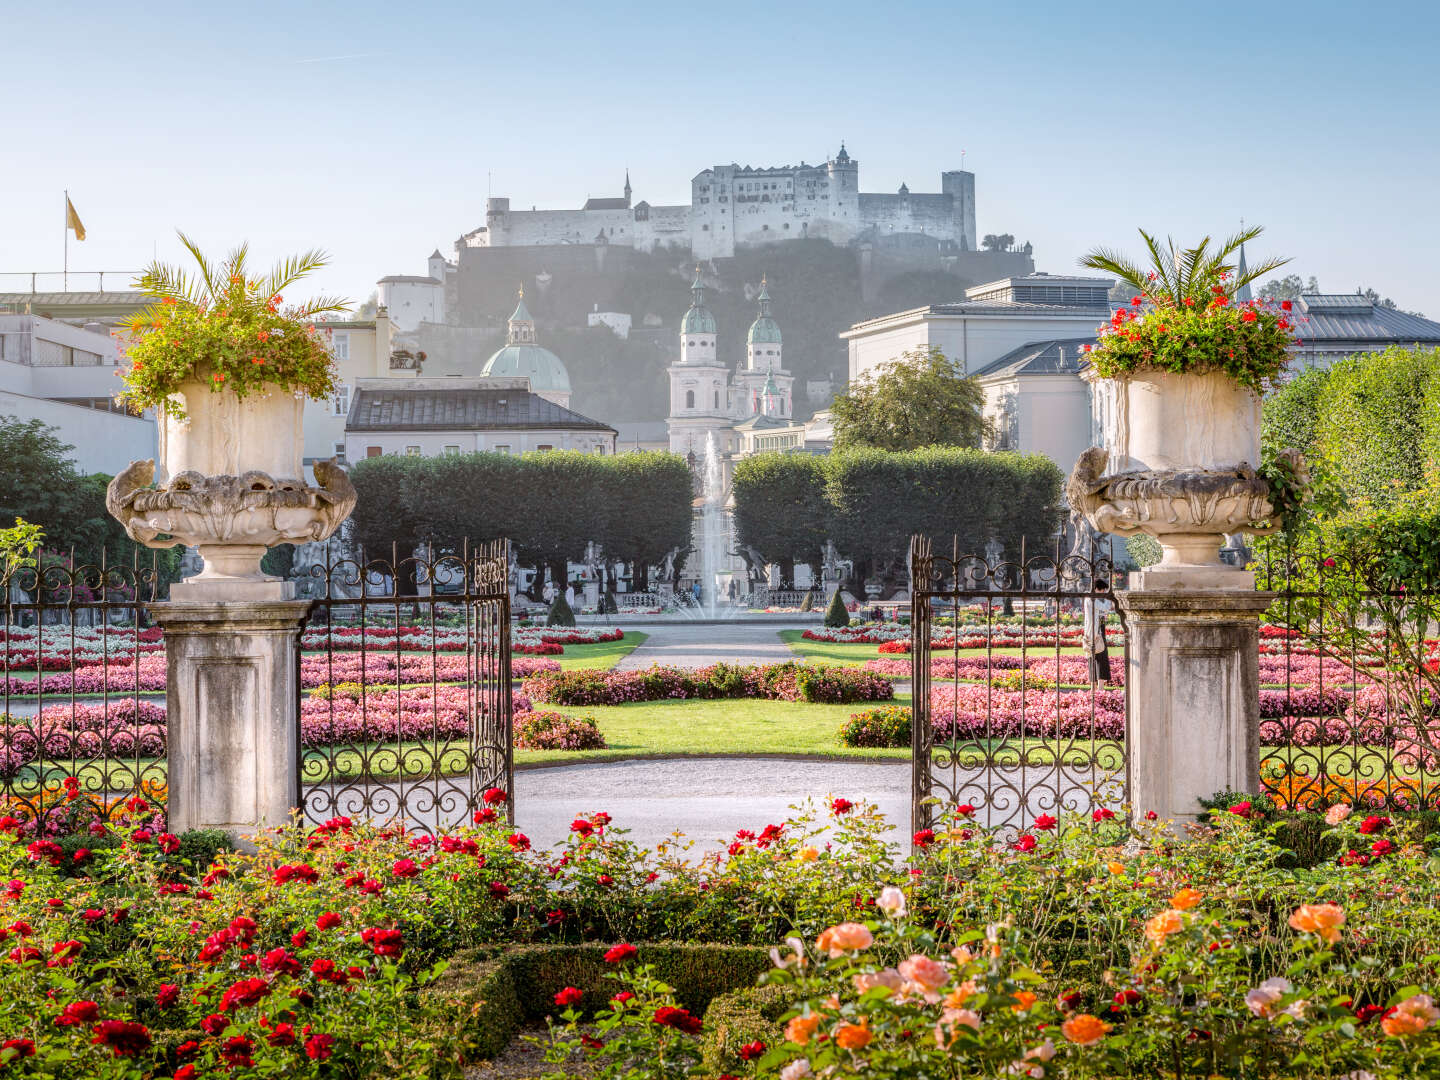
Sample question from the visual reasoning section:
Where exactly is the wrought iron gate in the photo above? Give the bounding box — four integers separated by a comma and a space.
300, 540, 512, 835
910, 535, 1127, 834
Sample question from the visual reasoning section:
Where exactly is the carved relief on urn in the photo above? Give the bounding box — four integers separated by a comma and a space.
106, 378, 355, 587
1069, 369, 1294, 579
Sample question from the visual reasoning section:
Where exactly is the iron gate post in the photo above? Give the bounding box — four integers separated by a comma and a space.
149, 585, 312, 844
1116, 587, 1273, 825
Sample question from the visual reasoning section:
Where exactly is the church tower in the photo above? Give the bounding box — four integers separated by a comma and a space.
735, 275, 794, 420
666, 267, 733, 455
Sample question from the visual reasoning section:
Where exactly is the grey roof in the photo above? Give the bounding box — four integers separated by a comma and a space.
582, 197, 630, 210
929, 299, 1109, 316
972, 337, 1097, 379
376, 275, 441, 285
348, 385, 614, 433
1295, 295, 1440, 343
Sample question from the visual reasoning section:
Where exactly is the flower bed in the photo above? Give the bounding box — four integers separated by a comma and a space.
0, 800, 1436, 1078
513, 710, 607, 750
928, 686, 1127, 741
523, 663, 894, 707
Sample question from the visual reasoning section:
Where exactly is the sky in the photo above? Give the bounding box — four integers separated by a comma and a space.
4, 0, 1437, 314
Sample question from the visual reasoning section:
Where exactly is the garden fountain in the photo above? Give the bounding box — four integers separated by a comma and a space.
698, 431, 727, 617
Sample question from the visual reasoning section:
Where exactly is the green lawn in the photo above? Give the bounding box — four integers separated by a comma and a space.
553, 632, 646, 671
519, 695, 915, 765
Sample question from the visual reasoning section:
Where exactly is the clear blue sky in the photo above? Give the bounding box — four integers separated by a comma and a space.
5, 0, 1436, 313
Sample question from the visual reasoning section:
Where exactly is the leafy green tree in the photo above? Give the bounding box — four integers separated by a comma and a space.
515, 451, 610, 593
981, 234, 1015, 252
1257, 274, 1320, 302
731, 454, 829, 585
0, 418, 89, 539
598, 452, 693, 594
1261, 366, 1329, 459
831, 346, 991, 452
1316, 346, 1440, 505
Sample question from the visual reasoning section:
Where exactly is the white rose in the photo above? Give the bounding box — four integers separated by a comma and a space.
781, 1060, 813, 1080
877, 885, 907, 916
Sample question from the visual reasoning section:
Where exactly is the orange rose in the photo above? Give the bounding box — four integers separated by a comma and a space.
1011, 990, 1039, 1012
816, 922, 873, 957
1106, 861, 1126, 876
833, 1021, 872, 1049
1144, 908, 1185, 945
785, 1013, 822, 1045
1288, 903, 1346, 944
1169, 888, 1202, 910
799, 846, 819, 861
1061, 1014, 1111, 1046
1382, 994, 1439, 1037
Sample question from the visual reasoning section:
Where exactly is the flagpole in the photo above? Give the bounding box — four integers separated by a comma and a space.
63, 189, 68, 292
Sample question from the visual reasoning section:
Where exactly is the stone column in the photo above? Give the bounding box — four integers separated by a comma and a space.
1116, 583, 1273, 824
149, 581, 311, 841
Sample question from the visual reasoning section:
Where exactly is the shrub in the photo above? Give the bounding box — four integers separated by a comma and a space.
514, 710, 607, 751
699, 984, 790, 1075
547, 593, 576, 627
838, 705, 912, 748
522, 663, 893, 707
824, 589, 851, 628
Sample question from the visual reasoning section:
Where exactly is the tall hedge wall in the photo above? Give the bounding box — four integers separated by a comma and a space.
734, 446, 1064, 578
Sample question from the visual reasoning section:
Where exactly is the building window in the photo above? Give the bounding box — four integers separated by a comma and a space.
494, 444, 510, 454
537, 444, 553, 452
443, 445, 460, 455
332, 332, 350, 362
685, 390, 695, 409
713, 390, 719, 408
366, 446, 382, 458
404, 445, 422, 456
332, 383, 351, 416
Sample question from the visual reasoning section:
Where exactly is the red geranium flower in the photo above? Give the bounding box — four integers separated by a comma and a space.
91, 1020, 152, 1058
604, 943, 637, 964
554, 986, 584, 1008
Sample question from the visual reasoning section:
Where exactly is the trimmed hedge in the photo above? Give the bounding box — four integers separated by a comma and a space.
522, 662, 894, 707
824, 588, 850, 628
838, 704, 912, 748
421, 943, 770, 1065
699, 984, 791, 1075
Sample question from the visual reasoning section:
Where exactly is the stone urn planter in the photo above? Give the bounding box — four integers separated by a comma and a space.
107, 375, 355, 590
1068, 368, 1283, 580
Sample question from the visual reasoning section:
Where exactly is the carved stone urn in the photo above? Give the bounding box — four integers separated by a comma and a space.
106, 376, 355, 595
1068, 369, 1287, 586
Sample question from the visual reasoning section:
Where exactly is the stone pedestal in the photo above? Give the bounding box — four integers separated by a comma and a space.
1116, 586, 1273, 824
149, 582, 311, 842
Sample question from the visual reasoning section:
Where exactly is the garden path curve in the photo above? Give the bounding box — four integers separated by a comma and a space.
613, 622, 809, 670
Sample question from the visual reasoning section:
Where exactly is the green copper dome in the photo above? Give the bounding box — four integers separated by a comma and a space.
481, 344, 571, 393
682, 266, 717, 335
747, 275, 782, 345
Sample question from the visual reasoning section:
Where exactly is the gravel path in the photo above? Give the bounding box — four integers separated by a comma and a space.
615, 622, 807, 670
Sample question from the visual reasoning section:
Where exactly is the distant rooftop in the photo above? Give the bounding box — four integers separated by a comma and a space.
972, 337, 1098, 380
376, 275, 441, 285
1294, 294, 1440, 344
963, 274, 1114, 308
348, 378, 614, 434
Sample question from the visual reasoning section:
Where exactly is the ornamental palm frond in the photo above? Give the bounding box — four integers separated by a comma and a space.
122, 231, 349, 333
1080, 226, 1289, 304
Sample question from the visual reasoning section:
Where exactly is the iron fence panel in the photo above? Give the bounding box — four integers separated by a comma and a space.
909, 535, 1127, 835
300, 540, 512, 835
1, 551, 166, 829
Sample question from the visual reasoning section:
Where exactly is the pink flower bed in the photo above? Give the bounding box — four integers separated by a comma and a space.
524, 662, 893, 707
0, 688, 538, 775
928, 685, 1126, 741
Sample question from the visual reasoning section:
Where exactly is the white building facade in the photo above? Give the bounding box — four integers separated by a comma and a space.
0, 314, 155, 473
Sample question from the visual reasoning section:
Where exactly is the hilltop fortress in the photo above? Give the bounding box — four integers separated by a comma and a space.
465, 145, 977, 260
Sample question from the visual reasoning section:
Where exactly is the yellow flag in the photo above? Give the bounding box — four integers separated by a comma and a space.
65, 195, 86, 241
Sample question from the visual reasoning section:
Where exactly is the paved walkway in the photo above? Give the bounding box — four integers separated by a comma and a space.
616, 621, 806, 670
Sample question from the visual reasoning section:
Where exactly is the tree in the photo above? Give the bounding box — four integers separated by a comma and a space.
731, 454, 829, 586
1261, 366, 1329, 459
1258, 274, 1320, 302
0, 418, 89, 540
831, 346, 991, 452
981, 234, 1015, 252
597, 452, 693, 594
824, 588, 850, 628
1081, 225, 1286, 302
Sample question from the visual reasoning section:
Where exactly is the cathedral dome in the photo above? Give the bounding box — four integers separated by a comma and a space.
681, 266, 717, 335
746, 275, 782, 345
480, 343, 571, 395
482, 289, 572, 396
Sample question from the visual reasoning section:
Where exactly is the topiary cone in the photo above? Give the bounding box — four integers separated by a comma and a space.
824, 589, 851, 628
